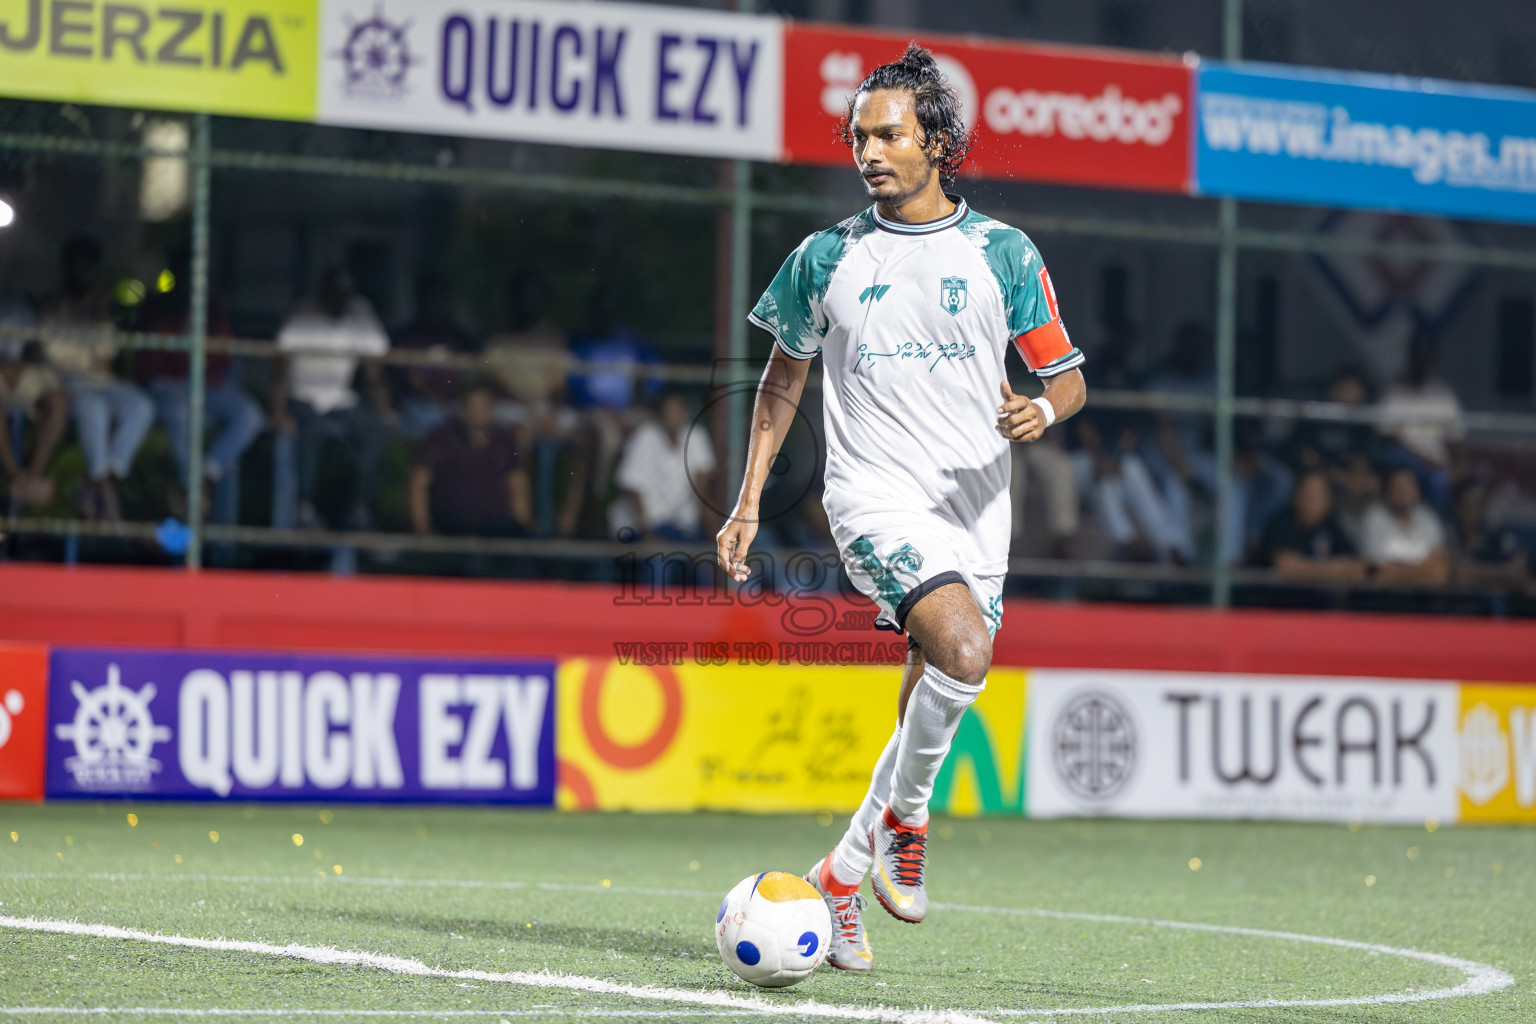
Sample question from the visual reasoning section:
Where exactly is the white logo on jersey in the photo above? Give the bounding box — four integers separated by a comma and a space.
940, 277, 968, 316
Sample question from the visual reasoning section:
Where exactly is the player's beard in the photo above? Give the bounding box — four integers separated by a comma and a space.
862, 159, 939, 207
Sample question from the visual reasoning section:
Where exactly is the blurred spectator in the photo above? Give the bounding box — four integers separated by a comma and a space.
0, 288, 36, 358
0, 307, 68, 512
135, 250, 264, 525
1332, 453, 1384, 550
484, 273, 576, 534
1378, 330, 1463, 512
566, 326, 664, 414
1257, 470, 1365, 582
1072, 415, 1190, 563
1231, 420, 1294, 565
1011, 428, 1080, 559
410, 383, 532, 537
558, 325, 664, 538
1360, 467, 1450, 585
611, 392, 714, 542
1140, 322, 1289, 564
393, 273, 477, 441
271, 268, 392, 530
485, 273, 568, 428
1289, 367, 1378, 472
1450, 480, 1532, 591
38, 235, 153, 520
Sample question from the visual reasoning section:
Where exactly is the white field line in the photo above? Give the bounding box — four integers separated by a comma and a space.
0, 1011, 767, 1019
933, 904, 1514, 1016
0, 873, 1515, 1016
0, 873, 706, 899
0, 916, 999, 1024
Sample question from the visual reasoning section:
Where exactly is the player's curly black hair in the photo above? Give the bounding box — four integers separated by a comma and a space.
838, 43, 974, 188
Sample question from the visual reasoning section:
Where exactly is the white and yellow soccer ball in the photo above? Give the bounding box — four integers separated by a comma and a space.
714, 871, 832, 987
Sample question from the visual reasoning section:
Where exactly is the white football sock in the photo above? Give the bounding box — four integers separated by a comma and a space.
886, 665, 983, 826
829, 722, 900, 887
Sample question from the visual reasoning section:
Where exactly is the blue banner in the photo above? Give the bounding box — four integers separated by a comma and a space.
1195, 62, 1536, 224
46, 648, 556, 804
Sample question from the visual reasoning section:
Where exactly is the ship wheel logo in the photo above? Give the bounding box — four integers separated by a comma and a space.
54, 663, 171, 790
335, 5, 419, 98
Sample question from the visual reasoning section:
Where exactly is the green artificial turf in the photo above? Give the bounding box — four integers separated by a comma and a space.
0, 803, 1532, 1022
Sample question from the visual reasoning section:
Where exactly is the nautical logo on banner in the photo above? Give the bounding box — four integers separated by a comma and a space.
54, 663, 171, 790
334, 4, 419, 100
0, 689, 23, 751
1052, 689, 1137, 800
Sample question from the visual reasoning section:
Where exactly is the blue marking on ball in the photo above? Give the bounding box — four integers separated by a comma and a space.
716, 899, 728, 924
735, 940, 762, 966
797, 931, 819, 957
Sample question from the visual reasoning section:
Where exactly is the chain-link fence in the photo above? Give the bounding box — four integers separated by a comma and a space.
0, 0, 1533, 614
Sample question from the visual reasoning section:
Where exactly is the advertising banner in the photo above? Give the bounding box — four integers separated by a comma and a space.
1196, 62, 1536, 224
782, 24, 1193, 193
45, 648, 555, 804
0, 644, 49, 802
0, 0, 318, 120
554, 655, 1026, 815
1458, 684, 1536, 823
1026, 670, 1460, 824
315, 0, 782, 160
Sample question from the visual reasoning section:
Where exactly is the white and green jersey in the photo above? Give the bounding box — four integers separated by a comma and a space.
749, 198, 1082, 579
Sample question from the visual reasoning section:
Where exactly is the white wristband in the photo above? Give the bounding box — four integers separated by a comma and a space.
1031, 396, 1057, 429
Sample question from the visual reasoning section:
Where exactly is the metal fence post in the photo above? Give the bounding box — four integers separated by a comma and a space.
186, 112, 211, 569
1224, 0, 1244, 65
727, 0, 756, 485
1213, 198, 1238, 608
1212, 0, 1244, 607
727, 159, 753, 482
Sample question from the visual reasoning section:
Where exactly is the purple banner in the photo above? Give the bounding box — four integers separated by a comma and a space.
46, 648, 556, 804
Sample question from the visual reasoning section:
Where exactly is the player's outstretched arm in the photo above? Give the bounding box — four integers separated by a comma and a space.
996, 369, 1086, 443
717, 346, 811, 582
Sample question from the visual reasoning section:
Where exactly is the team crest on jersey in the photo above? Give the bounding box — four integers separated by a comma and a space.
939, 277, 968, 316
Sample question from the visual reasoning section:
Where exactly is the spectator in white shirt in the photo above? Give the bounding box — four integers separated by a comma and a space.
612, 393, 715, 542
1360, 467, 1450, 586
40, 236, 154, 520
270, 269, 393, 530
1377, 331, 1462, 513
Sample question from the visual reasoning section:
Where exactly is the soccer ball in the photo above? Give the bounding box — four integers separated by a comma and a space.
714, 871, 832, 987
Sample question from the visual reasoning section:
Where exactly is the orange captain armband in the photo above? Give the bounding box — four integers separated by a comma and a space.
1013, 317, 1074, 372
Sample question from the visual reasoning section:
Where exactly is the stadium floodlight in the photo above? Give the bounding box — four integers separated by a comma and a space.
0, 198, 13, 229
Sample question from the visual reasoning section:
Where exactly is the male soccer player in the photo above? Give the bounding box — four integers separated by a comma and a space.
715, 45, 1087, 970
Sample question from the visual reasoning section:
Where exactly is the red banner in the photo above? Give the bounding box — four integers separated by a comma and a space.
783, 24, 1194, 194
0, 644, 48, 801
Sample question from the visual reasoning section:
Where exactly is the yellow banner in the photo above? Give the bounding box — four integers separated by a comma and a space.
554, 656, 1028, 816
0, 0, 317, 120
1459, 684, 1536, 823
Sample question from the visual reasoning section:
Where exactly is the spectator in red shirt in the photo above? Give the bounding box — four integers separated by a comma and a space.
410, 383, 532, 537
